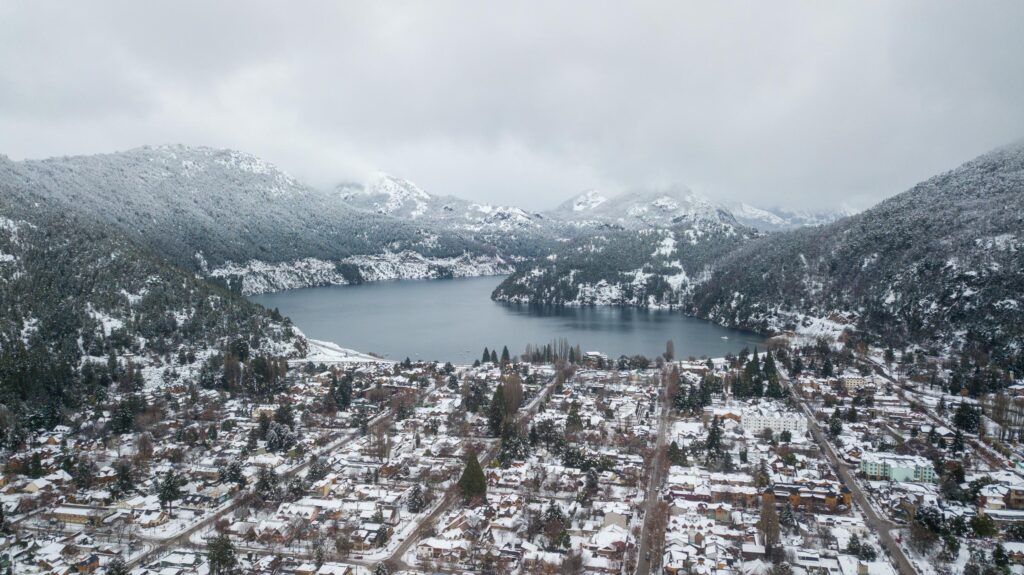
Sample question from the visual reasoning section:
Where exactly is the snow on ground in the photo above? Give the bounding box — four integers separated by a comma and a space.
296, 339, 387, 365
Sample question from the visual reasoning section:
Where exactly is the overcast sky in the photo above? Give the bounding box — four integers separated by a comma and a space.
1, 2, 1022, 211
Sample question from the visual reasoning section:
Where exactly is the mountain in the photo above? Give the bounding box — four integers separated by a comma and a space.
0, 147, 510, 294
0, 172, 305, 429
548, 185, 740, 231
495, 142, 1024, 370
337, 172, 547, 233
492, 186, 758, 306
492, 217, 754, 307
690, 143, 1024, 366
727, 202, 858, 231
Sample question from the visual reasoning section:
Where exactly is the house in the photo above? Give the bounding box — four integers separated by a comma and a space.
859, 453, 935, 483
416, 537, 471, 563
48, 505, 112, 525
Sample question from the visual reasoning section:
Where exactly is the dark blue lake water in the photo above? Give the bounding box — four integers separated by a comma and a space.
250, 276, 766, 363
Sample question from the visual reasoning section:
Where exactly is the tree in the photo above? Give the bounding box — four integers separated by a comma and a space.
306, 456, 329, 483
828, 409, 843, 438
488, 385, 506, 437
457, 452, 487, 505
565, 401, 583, 433
758, 493, 781, 552
407, 483, 425, 513
207, 533, 237, 575
158, 471, 181, 515
779, 503, 796, 533
954, 402, 980, 433
857, 543, 877, 562
374, 563, 390, 575
705, 416, 723, 460
274, 402, 294, 427
665, 340, 675, 361
500, 346, 511, 365
220, 458, 247, 489
107, 557, 130, 575
994, 542, 1010, 572
542, 501, 569, 550
255, 466, 279, 500
113, 459, 134, 496
846, 533, 862, 556
909, 506, 942, 554
970, 514, 997, 537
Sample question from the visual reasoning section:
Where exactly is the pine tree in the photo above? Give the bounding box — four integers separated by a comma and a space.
207, 533, 237, 575
501, 346, 511, 364
158, 471, 181, 515
457, 452, 487, 504
482, 347, 490, 364
994, 542, 1009, 571
565, 401, 583, 433
407, 483, 425, 513
846, 533, 861, 555
488, 384, 506, 437
705, 416, 723, 461
828, 409, 843, 438
107, 557, 130, 575
952, 429, 965, 452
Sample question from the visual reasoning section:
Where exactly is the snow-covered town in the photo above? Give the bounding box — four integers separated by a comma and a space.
0, 336, 1021, 575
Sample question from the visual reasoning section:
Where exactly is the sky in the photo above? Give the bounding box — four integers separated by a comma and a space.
1, 2, 1023, 212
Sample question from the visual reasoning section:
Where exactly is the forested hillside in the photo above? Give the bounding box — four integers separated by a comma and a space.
0, 147, 509, 294
0, 180, 305, 441
494, 142, 1024, 372
689, 143, 1024, 369
492, 218, 753, 306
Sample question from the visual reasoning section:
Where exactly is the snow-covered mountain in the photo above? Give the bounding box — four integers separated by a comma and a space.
549, 186, 741, 233
337, 173, 546, 235
727, 202, 858, 231
0, 146, 513, 295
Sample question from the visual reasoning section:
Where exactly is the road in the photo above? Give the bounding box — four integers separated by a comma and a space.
384, 374, 561, 571
630, 376, 671, 572
128, 406, 391, 567
863, 357, 1009, 471
782, 370, 918, 575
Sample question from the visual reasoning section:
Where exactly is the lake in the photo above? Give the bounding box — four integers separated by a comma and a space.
250, 276, 766, 363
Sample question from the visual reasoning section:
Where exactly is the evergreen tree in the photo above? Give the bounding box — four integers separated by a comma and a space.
207, 533, 237, 575
107, 557, 130, 575
952, 429, 965, 452
407, 483, 425, 513
953, 402, 980, 433
705, 416, 723, 460
846, 533, 862, 556
828, 409, 843, 438
457, 452, 487, 504
566, 401, 583, 433
500, 346, 511, 364
994, 542, 1010, 572
482, 347, 490, 364
488, 384, 506, 437
158, 471, 181, 514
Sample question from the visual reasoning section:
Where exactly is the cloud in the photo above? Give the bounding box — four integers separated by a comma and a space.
1, 1, 1022, 211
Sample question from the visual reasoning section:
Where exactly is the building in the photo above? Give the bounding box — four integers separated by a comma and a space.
740, 404, 807, 436
840, 374, 875, 392
859, 453, 935, 483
